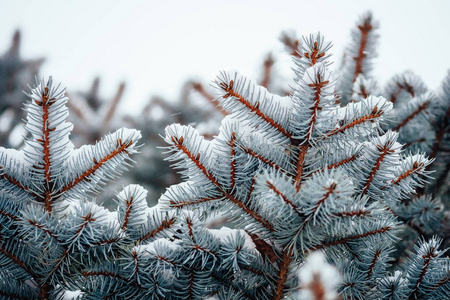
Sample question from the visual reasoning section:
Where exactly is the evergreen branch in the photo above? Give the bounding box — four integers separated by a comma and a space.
47, 249, 69, 279
429, 104, 450, 159
229, 132, 237, 191
309, 154, 359, 177
0, 244, 36, 279
304, 41, 327, 66
35, 86, 55, 185
0, 209, 20, 222
361, 143, 395, 195
117, 186, 148, 232
170, 136, 274, 231
433, 160, 450, 195
246, 177, 257, 204
190, 81, 226, 116
429, 275, 450, 292
325, 106, 384, 137
266, 180, 304, 218
260, 53, 275, 89
211, 273, 257, 300
313, 182, 337, 212
409, 247, 438, 299
82, 270, 128, 281
311, 226, 393, 251
61, 138, 133, 193
239, 263, 266, 277
101, 82, 125, 131
392, 100, 430, 132
191, 82, 215, 102
353, 16, 374, 82
306, 74, 330, 141
27, 219, 62, 243
76, 212, 97, 236
39, 284, 50, 300
169, 196, 223, 209
187, 269, 195, 299
186, 216, 194, 239
246, 231, 278, 263
403, 138, 426, 149
190, 244, 219, 256
356, 81, 369, 100
131, 250, 139, 281
390, 80, 416, 104
0, 289, 34, 300
386, 207, 429, 239
218, 80, 292, 139
242, 146, 285, 173
135, 216, 176, 244
294, 144, 308, 191
91, 237, 122, 246
333, 210, 370, 218
382, 161, 426, 189
367, 249, 381, 279
280, 31, 302, 58
0, 167, 30, 192
273, 248, 292, 300
66, 93, 90, 123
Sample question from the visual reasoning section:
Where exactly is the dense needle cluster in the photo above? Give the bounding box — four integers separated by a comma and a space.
0, 11, 449, 300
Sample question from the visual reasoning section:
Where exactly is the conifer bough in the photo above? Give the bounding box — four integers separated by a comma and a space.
0, 11, 449, 300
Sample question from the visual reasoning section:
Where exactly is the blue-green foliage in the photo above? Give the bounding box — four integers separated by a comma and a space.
159, 26, 449, 299
1, 12, 450, 300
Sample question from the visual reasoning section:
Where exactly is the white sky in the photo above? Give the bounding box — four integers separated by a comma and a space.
2, 0, 450, 115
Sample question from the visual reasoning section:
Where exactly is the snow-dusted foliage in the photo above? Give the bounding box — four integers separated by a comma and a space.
0, 78, 177, 298
159, 28, 449, 299
1, 11, 450, 300
337, 12, 379, 104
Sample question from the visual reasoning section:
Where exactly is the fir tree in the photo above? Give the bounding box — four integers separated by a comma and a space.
1, 11, 449, 300
0, 78, 157, 298
0, 30, 44, 147
160, 28, 449, 298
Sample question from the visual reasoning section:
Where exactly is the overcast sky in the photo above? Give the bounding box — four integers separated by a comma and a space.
2, 0, 450, 115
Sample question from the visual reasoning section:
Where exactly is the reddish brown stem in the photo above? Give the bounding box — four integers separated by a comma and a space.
353, 20, 373, 82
